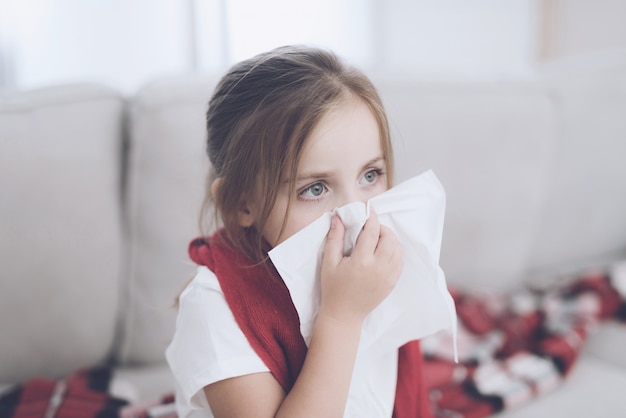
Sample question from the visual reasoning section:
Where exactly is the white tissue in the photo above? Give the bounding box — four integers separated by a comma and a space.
268, 170, 457, 359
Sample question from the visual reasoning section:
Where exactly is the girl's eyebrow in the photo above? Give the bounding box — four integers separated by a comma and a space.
363, 156, 385, 168
282, 172, 329, 185
292, 156, 386, 184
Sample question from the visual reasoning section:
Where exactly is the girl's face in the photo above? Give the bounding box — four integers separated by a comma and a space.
261, 97, 388, 247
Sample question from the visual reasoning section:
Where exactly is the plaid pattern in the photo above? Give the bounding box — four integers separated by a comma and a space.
423, 267, 626, 418
0, 368, 178, 418
0, 368, 127, 418
118, 394, 175, 418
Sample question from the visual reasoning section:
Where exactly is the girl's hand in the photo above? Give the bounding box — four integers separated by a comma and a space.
205, 212, 402, 418
319, 209, 403, 326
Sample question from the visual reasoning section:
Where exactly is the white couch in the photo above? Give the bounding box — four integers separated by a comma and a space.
2, 59, 626, 416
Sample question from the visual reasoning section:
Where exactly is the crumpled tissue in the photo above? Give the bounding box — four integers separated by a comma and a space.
269, 170, 457, 359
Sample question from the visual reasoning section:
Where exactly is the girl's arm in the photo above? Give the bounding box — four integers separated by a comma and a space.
204, 211, 403, 417
203, 315, 361, 418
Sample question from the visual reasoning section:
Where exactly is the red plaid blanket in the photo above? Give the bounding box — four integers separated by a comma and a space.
2, 266, 624, 418
423, 268, 626, 418
0, 368, 127, 418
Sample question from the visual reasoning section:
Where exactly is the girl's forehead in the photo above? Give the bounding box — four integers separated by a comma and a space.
295, 97, 384, 178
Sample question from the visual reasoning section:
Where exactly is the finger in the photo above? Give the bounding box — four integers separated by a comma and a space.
353, 208, 381, 256
374, 226, 404, 284
375, 225, 400, 260
322, 215, 346, 267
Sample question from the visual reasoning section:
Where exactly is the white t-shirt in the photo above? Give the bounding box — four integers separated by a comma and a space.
165, 266, 399, 417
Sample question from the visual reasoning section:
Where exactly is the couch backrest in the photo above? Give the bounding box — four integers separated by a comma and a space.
0, 85, 124, 382
380, 74, 626, 288
380, 81, 558, 288
528, 72, 626, 276
116, 76, 216, 365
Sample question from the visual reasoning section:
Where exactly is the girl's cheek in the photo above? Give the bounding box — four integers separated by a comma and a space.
369, 181, 388, 198
280, 206, 326, 240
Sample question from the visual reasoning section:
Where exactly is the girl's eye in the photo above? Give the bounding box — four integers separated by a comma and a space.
360, 169, 382, 185
299, 182, 327, 200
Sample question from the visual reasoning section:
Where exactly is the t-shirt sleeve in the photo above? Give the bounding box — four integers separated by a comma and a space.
165, 266, 270, 409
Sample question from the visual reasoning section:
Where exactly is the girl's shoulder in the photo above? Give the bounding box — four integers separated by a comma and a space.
179, 266, 225, 303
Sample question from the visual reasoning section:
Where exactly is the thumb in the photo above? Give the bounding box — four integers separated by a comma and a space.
323, 215, 345, 267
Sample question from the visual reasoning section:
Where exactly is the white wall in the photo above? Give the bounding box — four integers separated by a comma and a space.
375, 0, 540, 81
1, 0, 589, 93
544, 0, 626, 60
0, 0, 192, 94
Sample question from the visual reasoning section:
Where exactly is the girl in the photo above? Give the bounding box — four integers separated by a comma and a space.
166, 45, 430, 417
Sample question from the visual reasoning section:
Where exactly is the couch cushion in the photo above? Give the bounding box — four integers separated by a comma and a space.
118, 75, 216, 365
0, 84, 124, 382
377, 81, 557, 289
527, 71, 626, 274
583, 321, 626, 371
495, 354, 626, 417
112, 363, 174, 402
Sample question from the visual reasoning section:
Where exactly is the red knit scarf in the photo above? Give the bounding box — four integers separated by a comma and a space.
189, 228, 432, 418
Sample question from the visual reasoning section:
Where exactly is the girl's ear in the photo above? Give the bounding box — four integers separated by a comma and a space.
211, 177, 255, 227
210, 177, 223, 201
237, 205, 255, 227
